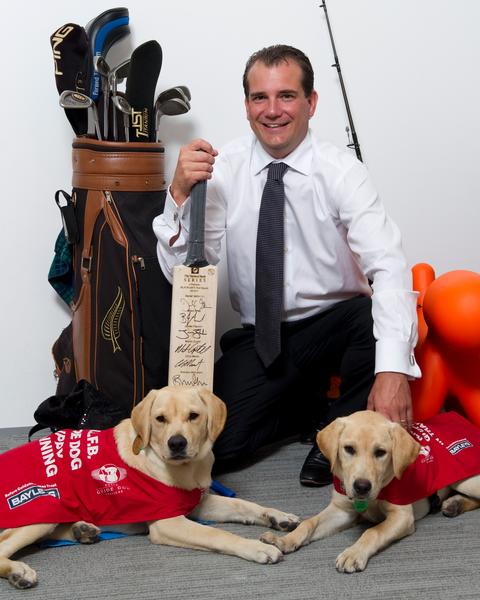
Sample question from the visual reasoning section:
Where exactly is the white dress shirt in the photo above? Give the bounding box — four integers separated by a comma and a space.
153, 131, 421, 378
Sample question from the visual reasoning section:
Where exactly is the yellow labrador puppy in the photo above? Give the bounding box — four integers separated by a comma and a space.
261, 410, 480, 572
0, 387, 299, 589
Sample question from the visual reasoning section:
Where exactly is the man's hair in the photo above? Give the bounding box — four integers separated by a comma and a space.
242, 45, 314, 98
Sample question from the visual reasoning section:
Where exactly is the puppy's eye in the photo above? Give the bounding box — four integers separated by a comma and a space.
374, 448, 386, 458
156, 415, 166, 423
344, 445, 356, 455
188, 412, 199, 421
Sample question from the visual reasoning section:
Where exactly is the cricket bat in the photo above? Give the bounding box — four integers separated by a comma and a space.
168, 181, 218, 390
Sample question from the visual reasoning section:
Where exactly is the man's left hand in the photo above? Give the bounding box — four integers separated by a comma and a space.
367, 372, 412, 429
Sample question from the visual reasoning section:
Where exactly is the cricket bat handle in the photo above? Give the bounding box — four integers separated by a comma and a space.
185, 180, 208, 268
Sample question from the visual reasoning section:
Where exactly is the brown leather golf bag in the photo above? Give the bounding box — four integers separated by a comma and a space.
52, 138, 171, 418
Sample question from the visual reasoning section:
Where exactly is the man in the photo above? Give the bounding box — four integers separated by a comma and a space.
153, 45, 420, 486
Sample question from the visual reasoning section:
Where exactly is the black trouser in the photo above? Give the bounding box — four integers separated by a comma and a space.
212, 295, 376, 463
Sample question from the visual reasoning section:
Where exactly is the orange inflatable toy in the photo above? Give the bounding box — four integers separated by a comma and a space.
410, 263, 480, 426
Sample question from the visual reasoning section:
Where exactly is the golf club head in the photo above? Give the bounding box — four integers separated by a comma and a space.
108, 58, 131, 91
155, 86, 191, 106
86, 7, 130, 101
160, 97, 190, 116
59, 90, 101, 140
93, 55, 110, 79
175, 85, 191, 101
154, 97, 190, 142
112, 94, 131, 115
59, 90, 94, 110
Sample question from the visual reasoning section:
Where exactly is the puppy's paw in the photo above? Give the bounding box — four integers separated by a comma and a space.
260, 531, 299, 554
248, 540, 283, 564
441, 496, 465, 518
336, 546, 368, 573
8, 561, 37, 589
72, 521, 101, 544
265, 510, 301, 532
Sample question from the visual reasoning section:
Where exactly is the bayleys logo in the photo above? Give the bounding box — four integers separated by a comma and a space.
447, 438, 473, 455
7, 485, 60, 510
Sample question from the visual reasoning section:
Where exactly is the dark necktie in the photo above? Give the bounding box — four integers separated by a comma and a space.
255, 161, 289, 367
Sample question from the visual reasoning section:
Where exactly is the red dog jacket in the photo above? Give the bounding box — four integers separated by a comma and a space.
334, 411, 480, 505
0, 428, 202, 528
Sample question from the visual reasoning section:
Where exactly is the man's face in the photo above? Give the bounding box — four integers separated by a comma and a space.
245, 59, 317, 159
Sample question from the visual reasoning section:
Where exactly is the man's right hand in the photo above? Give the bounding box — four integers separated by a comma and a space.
170, 139, 218, 206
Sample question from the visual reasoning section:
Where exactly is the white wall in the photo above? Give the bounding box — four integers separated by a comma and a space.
0, 0, 478, 427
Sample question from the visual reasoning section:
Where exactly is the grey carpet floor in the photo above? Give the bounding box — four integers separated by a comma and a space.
0, 428, 479, 599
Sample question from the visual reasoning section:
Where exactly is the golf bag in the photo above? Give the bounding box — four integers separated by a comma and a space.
51, 137, 171, 421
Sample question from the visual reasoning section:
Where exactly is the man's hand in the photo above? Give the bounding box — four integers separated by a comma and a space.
171, 139, 218, 206
367, 372, 412, 429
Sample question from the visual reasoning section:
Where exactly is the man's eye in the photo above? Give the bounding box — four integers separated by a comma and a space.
344, 445, 355, 455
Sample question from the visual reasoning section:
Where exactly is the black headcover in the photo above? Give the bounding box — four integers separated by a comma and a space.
85, 7, 130, 102
50, 23, 89, 135
126, 40, 163, 142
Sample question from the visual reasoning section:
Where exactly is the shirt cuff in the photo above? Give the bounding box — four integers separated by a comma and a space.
375, 339, 421, 379
162, 187, 188, 231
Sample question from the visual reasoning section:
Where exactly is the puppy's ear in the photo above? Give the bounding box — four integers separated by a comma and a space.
316, 418, 346, 473
131, 389, 158, 449
197, 389, 227, 442
390, 423, 421, 479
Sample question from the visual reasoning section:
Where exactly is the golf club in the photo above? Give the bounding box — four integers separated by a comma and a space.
154, 97, 190, 142
59, 90, 102, 140
108, 58, 130, 141
155, 85, 191, 106
112, 94, 131, 142
93, 55, 111, 139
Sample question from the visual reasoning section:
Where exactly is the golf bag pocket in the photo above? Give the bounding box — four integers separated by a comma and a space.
51, 138, 171, 421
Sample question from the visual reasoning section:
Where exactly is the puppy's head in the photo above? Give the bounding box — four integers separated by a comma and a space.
317, 410, 420, 502
131, 386, 227, 465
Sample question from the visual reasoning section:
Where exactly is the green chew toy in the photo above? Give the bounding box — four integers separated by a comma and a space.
353, 499, 369, 512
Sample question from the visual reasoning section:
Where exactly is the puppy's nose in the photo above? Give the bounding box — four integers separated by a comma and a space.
353, 478, 372, 496
168, 435, 188, 454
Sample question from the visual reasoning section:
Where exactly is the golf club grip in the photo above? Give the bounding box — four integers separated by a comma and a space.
185, 181, 208, 268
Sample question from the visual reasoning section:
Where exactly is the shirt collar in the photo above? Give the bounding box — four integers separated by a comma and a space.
251, 130, 313, 176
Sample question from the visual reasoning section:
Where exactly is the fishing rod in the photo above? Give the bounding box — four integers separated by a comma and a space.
320, 1, 363, 162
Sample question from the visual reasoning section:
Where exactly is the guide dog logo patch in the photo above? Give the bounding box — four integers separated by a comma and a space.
91, 464, 127, 484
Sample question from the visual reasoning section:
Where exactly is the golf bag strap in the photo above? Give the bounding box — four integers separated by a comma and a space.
80, 190, 104, 282
72, 138, 166, 191
72, 190, 104, 382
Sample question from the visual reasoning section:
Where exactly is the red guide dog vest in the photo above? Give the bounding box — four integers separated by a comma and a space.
334, 411, 480, 505
0, 428, 202, 528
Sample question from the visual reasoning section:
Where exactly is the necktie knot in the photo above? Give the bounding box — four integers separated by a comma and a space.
267, 162, 288, 182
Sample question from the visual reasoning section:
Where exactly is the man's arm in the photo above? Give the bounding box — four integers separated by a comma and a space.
334, 156, 421, 428
152, 139, 224, 282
